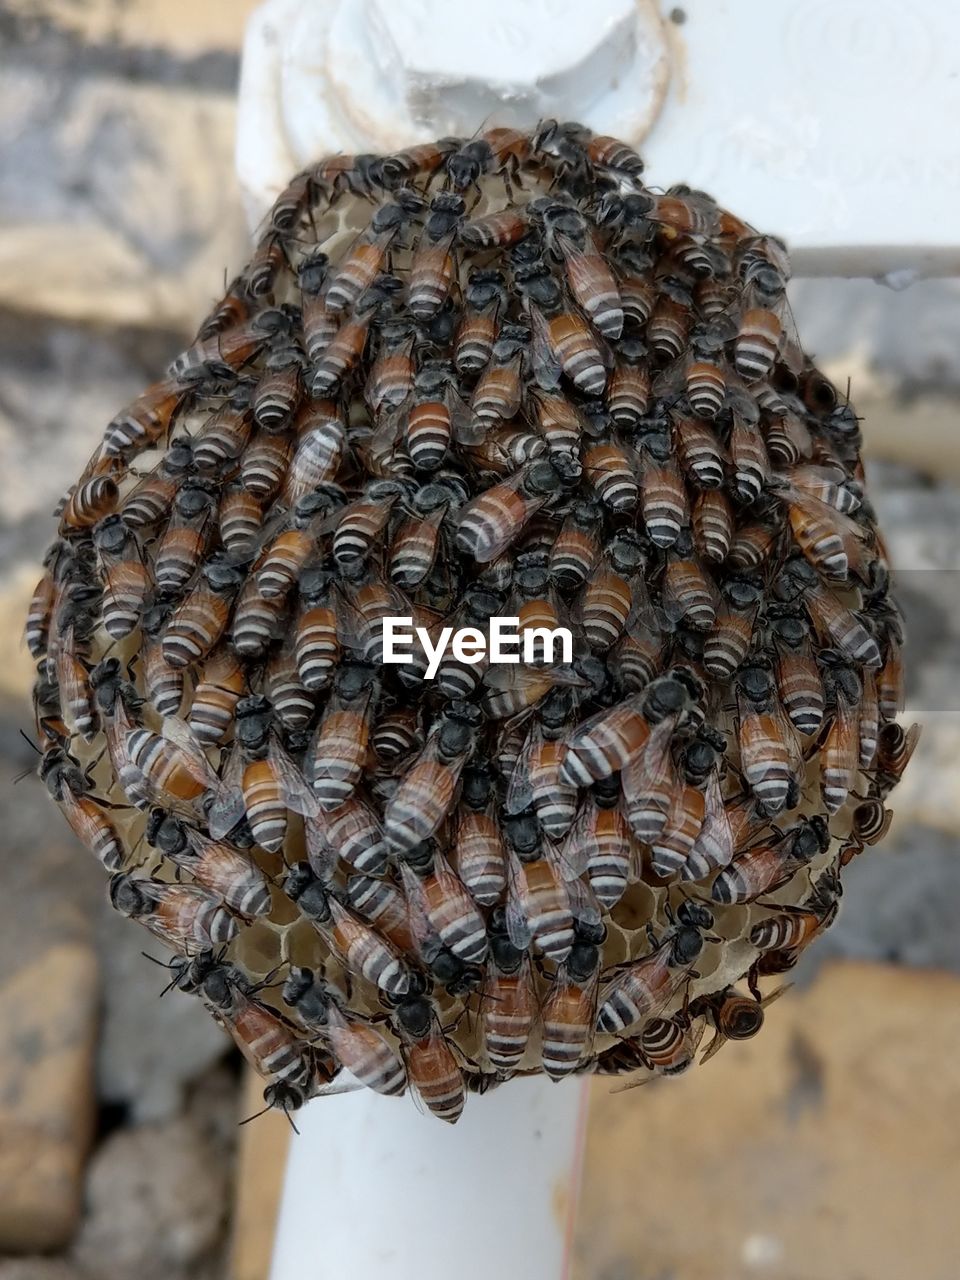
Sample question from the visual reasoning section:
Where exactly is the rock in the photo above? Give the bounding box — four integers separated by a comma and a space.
95, 903, 233, 1123
0, 944, 98, 1253
577, 961, 960, 1280
71, 1116, 229, 1280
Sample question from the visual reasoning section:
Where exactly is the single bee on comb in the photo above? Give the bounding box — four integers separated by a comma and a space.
29, 122, 916, 1123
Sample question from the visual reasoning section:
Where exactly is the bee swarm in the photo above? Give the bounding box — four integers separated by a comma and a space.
29, 124, 916, 1123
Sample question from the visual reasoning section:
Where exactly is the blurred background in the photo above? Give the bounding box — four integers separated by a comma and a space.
1, 3, 959, 1279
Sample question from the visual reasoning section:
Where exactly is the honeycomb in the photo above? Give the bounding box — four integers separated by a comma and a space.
28, 124, 917, 1122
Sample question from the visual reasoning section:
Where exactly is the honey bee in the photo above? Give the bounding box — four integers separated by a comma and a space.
54, 620, 98, 743
170, 307, 292, 386
726, 390, 770, 506
365, 319, 417, 417
309, 663, 378, 810
456, 454, 581, 563
346, 872, 416, 954
545, 211, 622, 340
469, 323, 526, 426
146, 810, 271, 919
771, 476, 870, 583
596, 901, 713, 1034
285, 864, 411, 995
154, 481, 218, 595
293, 566, 339, 691
650, 186, 722, 239
209, 695, 318, 852
647, 276, 694, 364
583, 429, 640, 513
140, 600, 184, 718
255, 490, 341, 600
231, 571, 288, 659
524, 272, 609, 396
102, 377, 185, 460
218, 484, 263, 558
650, 728, 728, 878
696, 985, 784, 1064
838, 798, 893, 865
734, 658, 803, 817
58, 458, 121, 534
447, 126, 531, 191
749, 867, 842, 952
619, 1007, 706, 1080
196, 275, 251, 340
309, 275, 401, 395
40, 747, 124, 871
541, 922, 604, 1077
401, 361, 481, 473
241, 428, 295, 503
24, 543, 65, 660
251, 341, 303, 432
391, 990, 465, 1124
109, 873, 239, 955
586, 133, 644, 177
819, 658, 862, 815
304, 792, 388, 879
662, 536, 719, 632
389, 477, 466, 589
379, 138, 459, 188
162, 556, 245, 670
324, 198, 415, 313
188, 645, 245, 746
245, 230, 287, 298
874, 722, 921, 796
454, 269, 506, 375
733, 235, 796, 383
330, 480, 405, 570
503, 814, 578, 963
703, 577, 763, 679
637, 422, 688, 548
450, 764, 506, 907
283, 968, 406, 1096
408, 193, 464, 319
711, 816, 829, 904
606, 337, 651, 429
91, 516, 150, 640
481, 910, 537, 1073
564, 778, 633, 910
692, 488, 734, 564
768, 605, 825, 737
198, 959, 321, 1114
385, 702, 483, 853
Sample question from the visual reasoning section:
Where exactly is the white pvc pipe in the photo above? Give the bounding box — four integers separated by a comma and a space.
269, 1078, 591, 1280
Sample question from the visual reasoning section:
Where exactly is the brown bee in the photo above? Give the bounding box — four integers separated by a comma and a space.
583, 431, 640, 513
447, 126, 531, 191
283, 969, 406, 1096
162, 557, 244, 669
102, 377, 185, 460
293, 566, 339, 691
629, 1007, 706, 1079
365, 320, 417, 417
733, 236, 795, 382
596, 901, 713, 1033
297, 251, 336, 364
209, 695, 318, 852
727, 517, 782, 571
393, 993, 465, 1124
638, 424, 688, 548
286, 865, 411, 996
662, 536, 719, 632
240, 428, 294, 503
252, 342, 303, 432
193, 392, 254, 472
402, 361, 480, 473
154, 482, 217, 595
564, 778, 634, 910
456, 454, 580, 563
198, 960, 319, 1114
451, 765, 507, 907
310, 275, 400, 395
560, 690, 653, 787
551, 222, 623, 340
24, 544, 63, 659
454, 269, 506, 375
305, 793, 388, 879
232, 572, 288, 658
507, 719, 579, 840
188, 645, 245, 746
727, 392, 770, 506
692, 488, 734, 564
385, 702, 483, 854
769, 606, 825, 737
41, 748, 124, 871
606, 337, 651, 428
400, 840, 489, 966
711, 816, 830, 904
92, 516, 150, 640
838, 798, 893, 865
323, 208, 401, 314
55, 621, 98, 743
346, 873, 416, 954
380, 138, 459, 187
874, 722, 921, 796
218, 483, 263, 558
819, 660, 862, 815
371, 706, 421, 763
459, 208, 528, 251
170, 308, 290, 385
703, 577, 763, 679
651, 187, 722, 238
408, 193, 463, 319
482, 913, 537, 1072
263, 643, 318, 733
541, 923, 604, 1077
245, 230, 287, 298
330, 480, 404, 570
309, 663, 378, 810
750, 867, 842, 952
256, 491, 341, 600
109, 874, 239, 955
146, 811, 271, 919
647, 276, 694, 364
650, 729, 728, 878
548, 499, 601, 591
469, 323, 526, 426
196, 275, 251, 340
140, 600, 184, 718
697, 986, 785, 1064
734, 658, 803, 817
58, 458, 121, 534
503, 814, 578, 963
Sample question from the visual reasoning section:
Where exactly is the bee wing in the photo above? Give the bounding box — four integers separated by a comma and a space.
504, 852, 534, 952
687, 771, 734, 876
526, 306, 562, 391
207, 745, 246, 840
398, 861, 443, 964
505, 724, 540, 816
303, 813, 339, 884
560, 798, 596, 881
370, 404, 405, 455
268, 734, 320, 818
447, 383, 486, 447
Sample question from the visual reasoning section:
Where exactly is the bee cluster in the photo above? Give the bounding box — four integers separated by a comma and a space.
28, 123, 917, 1124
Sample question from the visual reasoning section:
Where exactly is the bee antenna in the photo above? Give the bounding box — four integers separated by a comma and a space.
18, 728, 42, 757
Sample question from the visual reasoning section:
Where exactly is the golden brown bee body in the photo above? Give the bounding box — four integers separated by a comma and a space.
395, 997, 465, 1124
711, 816, 829, 904
596, 905, 710, 1034
482, 938, 536, 1072
41, 749, 124, 871
109, 874, 239, 955
147, 811, 271, 919
189, 645, 245, 746
541, 938, 601, 1078
163, 558, 243, 670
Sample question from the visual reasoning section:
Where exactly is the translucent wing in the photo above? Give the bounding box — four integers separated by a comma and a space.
207, 745, 246, 840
